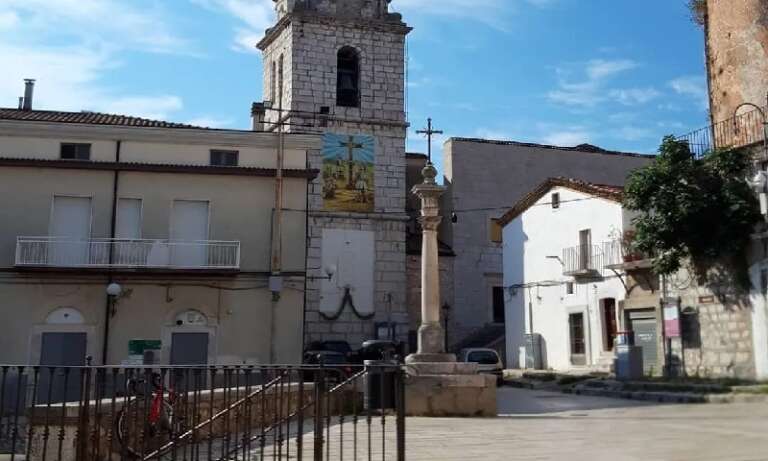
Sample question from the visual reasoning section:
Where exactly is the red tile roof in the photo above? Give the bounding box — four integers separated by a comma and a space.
497, 177, 624, 226
0, 108, 205, 129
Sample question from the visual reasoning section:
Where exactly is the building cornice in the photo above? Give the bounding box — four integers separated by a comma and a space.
257, 13, 411, 50
0, 120, 323, 150
0, 157, 319, 179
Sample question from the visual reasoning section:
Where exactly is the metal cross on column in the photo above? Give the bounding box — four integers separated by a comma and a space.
416, 118, 443, 163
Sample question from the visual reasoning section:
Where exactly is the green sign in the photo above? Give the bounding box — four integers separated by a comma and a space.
128, 340, 161, 355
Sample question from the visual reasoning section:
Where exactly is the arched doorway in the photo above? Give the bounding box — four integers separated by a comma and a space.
166, 309, 213, 366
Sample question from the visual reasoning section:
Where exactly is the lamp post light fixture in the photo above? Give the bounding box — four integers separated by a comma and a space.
307, 264, 337, 281
106, 282, 123, 297
442, 302, 451, 352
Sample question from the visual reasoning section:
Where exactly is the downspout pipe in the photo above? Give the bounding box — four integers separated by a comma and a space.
269, 110, 285, 364
102, 140, 121, 364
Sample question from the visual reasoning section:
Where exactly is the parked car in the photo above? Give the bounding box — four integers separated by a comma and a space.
302, 350, 354, 384
358, 340, 404, 363
459, 348, 504, 385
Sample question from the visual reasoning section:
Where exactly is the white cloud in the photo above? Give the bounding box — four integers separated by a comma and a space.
100, 96, 184, 121
392, 0, 534, 31
669, 75, 708, 109
191, 0, 274, 52
586, 59, 638, 80
548, 58, 660, 109
608, 87, 661, 106
542, 130, 592, 146
0, 1, 189, 119
2, 0, 189, 54
0, 11, 19, 29
185, 116, 235, 128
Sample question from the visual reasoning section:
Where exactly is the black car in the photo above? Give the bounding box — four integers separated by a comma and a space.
358, 340, 404, 363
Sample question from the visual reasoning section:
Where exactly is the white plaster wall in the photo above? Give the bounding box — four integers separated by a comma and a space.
0, 135, 306, 169
502, 186, 626, 370
750, 263, 768, 379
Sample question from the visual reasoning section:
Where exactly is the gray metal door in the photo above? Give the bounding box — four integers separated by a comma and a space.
170, 332, 209, 365
38, 332, 87, 403
630, 316, 658, 375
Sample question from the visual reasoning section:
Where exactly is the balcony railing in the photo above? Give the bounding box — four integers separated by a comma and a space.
15, 237, 240, 270
562, 244, 604, 276
677, 105, 767, 158
602, 239, 653, 269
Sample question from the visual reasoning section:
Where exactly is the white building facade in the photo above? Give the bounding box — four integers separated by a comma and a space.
500, 179, 627, 371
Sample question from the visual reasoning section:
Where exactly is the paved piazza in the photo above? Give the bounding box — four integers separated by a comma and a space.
401, 387, 768, 460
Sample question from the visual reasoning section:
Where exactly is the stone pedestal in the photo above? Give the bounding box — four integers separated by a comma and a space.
404, 162, 497, 417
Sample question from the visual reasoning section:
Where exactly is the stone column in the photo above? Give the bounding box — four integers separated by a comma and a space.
407, 163, 456, 363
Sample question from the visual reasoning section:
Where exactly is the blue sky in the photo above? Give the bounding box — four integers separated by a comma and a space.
0, 0, 708, 170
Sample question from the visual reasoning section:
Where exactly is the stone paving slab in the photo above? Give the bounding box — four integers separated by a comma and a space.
401, 388, 768, 461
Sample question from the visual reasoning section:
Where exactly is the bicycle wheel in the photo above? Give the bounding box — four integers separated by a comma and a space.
115, 397, 176, 459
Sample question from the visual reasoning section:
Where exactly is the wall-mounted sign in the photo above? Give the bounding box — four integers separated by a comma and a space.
322, 133, 375, 213
126, 339, 162, 366
698, 295, 715, 304
662, 298, 680, 338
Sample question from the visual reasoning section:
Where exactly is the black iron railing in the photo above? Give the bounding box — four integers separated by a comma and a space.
677, 106, 767, 158
0, 363, 405, 460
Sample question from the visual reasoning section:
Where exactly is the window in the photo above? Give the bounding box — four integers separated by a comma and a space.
551, 192, 560, 209
337, 46, 360, 107
270, 61, 276, 103
116, 198, 142, 239
565, 282, 575, 295
210, 150, 239, 167
492, 286, 505, 324
278, 54, 284, 108
60, 143, 91, 160
489, 218, 503, 244
578, 229, 592, 270
569, 313, 586, 365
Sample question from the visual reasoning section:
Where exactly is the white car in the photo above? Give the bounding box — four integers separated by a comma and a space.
459, 348, 504, 385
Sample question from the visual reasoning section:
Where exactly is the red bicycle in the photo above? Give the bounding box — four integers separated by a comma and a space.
115, 373, 187, 459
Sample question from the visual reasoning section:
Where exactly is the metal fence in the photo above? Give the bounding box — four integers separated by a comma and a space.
562, 244, 605, 276
15, 237, 241, 270
677, 105, 767, 158
0, 364, 405, 460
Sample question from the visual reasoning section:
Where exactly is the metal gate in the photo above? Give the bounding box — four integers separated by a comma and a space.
0, 363, 406, 460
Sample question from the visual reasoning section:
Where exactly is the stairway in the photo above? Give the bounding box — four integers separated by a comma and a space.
591, 351, 616, 373
451, 324, 506, 352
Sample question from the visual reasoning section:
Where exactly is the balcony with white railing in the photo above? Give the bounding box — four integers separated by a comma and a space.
602, 239, 653, 270
562, 244, 604, 277
15, 237, 240, 270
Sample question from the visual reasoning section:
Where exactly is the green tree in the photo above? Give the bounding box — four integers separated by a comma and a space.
623, 136, 761, 287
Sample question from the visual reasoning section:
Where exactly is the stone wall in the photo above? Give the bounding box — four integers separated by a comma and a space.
669, 267, 755, 378
259, 7, 411, 348
706, 0, 768, 123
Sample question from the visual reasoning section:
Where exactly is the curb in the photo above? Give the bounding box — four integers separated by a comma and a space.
568, 386, 768, 404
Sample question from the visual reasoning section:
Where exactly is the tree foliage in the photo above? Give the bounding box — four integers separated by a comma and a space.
688, 0, 706, 27
623, 136, 761, 286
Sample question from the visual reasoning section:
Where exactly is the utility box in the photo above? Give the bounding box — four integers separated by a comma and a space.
614, 345, 644, 380
524, 334, 544, 370
364, 360, 397, 410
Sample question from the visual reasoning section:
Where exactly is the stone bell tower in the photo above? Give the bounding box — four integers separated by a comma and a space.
257, 0, 412, 348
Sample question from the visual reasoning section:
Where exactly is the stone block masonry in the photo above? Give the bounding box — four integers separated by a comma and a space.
258, 1, 412, 350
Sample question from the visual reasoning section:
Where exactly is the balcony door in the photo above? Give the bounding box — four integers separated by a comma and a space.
578, 229, 592, 270
50, 196, 91, 266
115, 198, 143, 266
170, 200, 209, 268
